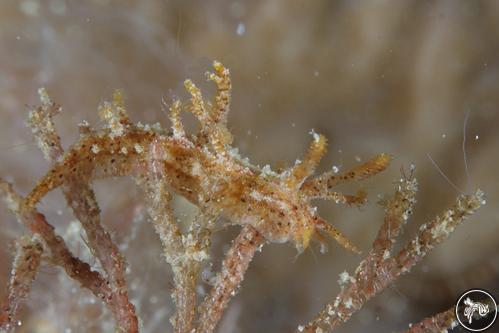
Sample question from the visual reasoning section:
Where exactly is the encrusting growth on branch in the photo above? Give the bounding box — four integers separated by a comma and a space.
0, 62, 484, 333
28, 88, 139, 332
401, 294, 496, 333
197, 226, 265, 333
299, 171, 485, 333
401, 307, 457, 333
0, 179, 113, 305
0, 236, 43, 332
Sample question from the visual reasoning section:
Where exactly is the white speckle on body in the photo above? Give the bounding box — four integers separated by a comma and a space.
345, 298, 353, 309
91, 144, 100, 154
134, 143, 143, 154
382, 250, 390, 260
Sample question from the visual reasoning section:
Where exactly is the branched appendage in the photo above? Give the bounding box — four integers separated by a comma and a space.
299, 172, 485, 333
206, 60, 231, 125
301, 153, 391, 200
285, 131, 327, 189
197, 226, 265, 333
0, 236, 43, 332
205, 60, 234, 149
98, 89, 133, 138
166, 99, 186, 139
401, 307, 457, 333
26, 88, 64, 161
27, 89, 138, 332
184, 64, 233, 156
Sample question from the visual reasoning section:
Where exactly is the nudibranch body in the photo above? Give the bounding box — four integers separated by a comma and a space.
23, 62, 391, 253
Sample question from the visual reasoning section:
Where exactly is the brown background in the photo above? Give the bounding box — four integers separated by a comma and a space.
0, 1, 498, 332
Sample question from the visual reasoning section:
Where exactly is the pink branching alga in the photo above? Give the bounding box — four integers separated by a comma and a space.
0, 62, 485, 333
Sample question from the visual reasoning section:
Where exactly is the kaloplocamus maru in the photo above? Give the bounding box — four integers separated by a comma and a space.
22, 61, 391, 254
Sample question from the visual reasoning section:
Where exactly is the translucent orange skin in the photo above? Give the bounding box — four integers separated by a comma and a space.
23, 127, 318, 250
23, 62, 390, 254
